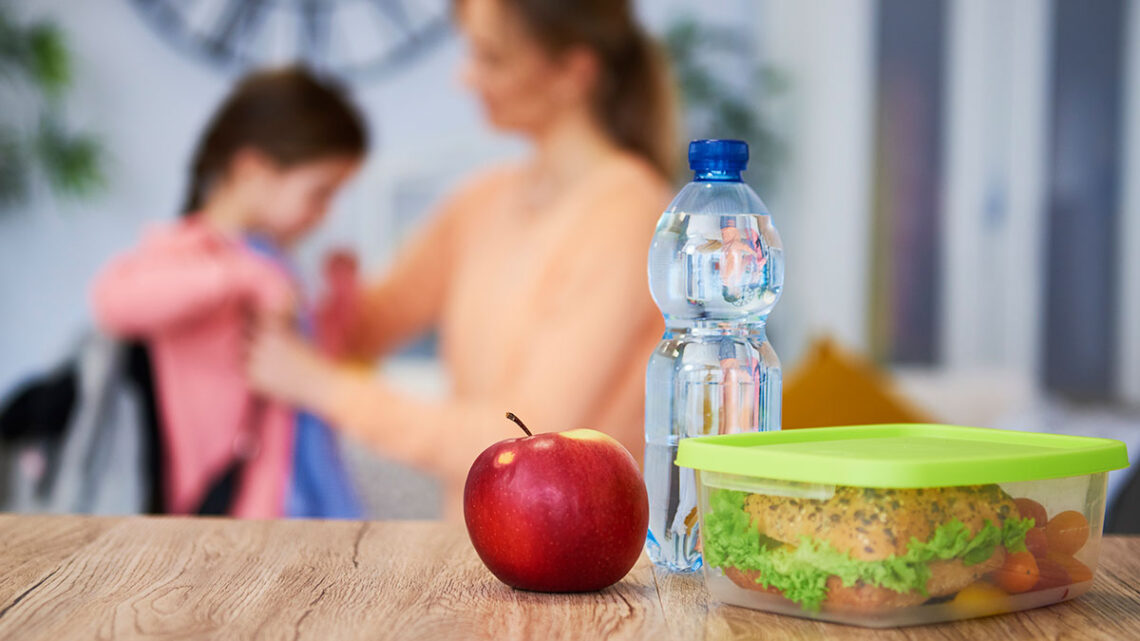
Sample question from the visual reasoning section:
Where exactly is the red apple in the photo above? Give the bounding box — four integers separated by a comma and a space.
463, 413, 649, 592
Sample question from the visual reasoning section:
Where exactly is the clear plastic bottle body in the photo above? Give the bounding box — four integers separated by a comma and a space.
644, 165, 784, 573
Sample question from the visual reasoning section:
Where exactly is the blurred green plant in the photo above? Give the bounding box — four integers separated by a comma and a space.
0, 4, 103, 209
664, 15, 787, 189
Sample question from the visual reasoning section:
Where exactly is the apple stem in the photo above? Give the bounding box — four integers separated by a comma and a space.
505, 412, 532, 437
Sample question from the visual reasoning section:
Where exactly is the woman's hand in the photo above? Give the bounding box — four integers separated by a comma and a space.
247, 318, 337, 411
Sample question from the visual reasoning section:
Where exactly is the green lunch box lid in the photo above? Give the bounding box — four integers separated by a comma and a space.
674, 424, 1130, 488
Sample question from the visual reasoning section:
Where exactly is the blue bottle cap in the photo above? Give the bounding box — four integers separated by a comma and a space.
688, 139, 749, 173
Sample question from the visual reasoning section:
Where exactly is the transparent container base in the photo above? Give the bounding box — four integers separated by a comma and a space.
708, 569, 1094, 628
694, 470, 1108, 627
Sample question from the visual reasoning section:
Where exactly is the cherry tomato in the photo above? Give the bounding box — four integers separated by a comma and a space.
1046, 510, 1090, 555
1025, 527, 1048, 558
1047, 551, 1093, 583
992, 550, 1040, 593
1014, 498, 1048, 528
951, 581, 1010, 617
1034, 557, 1071, 590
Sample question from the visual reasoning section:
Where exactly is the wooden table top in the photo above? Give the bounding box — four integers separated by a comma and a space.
0, 515, 1137, 640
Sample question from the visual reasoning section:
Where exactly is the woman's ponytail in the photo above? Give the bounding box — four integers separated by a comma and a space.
598, 27, 678, 178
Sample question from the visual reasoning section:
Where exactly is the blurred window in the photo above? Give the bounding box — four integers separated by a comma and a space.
869, 0, 947, 365
1042, 0, 1126, 401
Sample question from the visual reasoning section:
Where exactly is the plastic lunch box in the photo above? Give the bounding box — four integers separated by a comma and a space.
674, 424, 1130, 627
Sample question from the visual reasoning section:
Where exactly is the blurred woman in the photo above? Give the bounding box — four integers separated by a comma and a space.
248, 0, 676, 518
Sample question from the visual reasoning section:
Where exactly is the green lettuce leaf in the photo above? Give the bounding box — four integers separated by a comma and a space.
1002, 515, 1034, 553
702, 489, 1035, 611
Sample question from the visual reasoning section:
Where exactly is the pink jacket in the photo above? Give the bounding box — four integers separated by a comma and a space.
91, 219, 294, 518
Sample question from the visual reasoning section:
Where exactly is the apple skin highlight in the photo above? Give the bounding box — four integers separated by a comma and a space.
463, 417, 649, 593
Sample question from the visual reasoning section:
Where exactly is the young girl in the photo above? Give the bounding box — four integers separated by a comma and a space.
92, 67, 367, 518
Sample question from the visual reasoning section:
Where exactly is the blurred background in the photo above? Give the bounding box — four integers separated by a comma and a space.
1, 0, 1138, 516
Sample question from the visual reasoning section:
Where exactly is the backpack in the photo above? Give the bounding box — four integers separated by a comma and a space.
0, 333, 162, 514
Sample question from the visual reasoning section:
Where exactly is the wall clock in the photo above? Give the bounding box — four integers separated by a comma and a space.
129, 0, 451, 80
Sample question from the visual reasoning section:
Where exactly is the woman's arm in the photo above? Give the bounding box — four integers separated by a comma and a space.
92, 226, 291, 337
338, 172, 500, 359
250, 190, 661, 488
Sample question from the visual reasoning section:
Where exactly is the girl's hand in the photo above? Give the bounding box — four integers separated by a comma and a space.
232, 252, 297, 318
247, 317, 336, 410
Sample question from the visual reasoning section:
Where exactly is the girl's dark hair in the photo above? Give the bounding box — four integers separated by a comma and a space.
459, 0, 678, 178
181, 65, 368, 215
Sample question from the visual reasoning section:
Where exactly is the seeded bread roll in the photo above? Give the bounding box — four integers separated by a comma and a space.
742, 485, 1019, 561
727, 484, 1018, 609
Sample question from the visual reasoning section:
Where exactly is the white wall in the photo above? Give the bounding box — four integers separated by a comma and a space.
755, 0, 876, 365
0, 0, 751, 393
941, 0, 1051, 382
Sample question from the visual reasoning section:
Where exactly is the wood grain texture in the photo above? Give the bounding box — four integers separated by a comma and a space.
0, 515, 116, 609
0, 516, 1135, 641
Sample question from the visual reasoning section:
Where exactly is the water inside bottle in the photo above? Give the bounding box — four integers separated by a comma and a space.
644, 140, 784, 573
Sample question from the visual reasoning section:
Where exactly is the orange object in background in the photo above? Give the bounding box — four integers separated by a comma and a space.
782, 338, 932, 429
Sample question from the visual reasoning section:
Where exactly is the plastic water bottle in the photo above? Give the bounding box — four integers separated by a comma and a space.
644, 140, 784, 572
